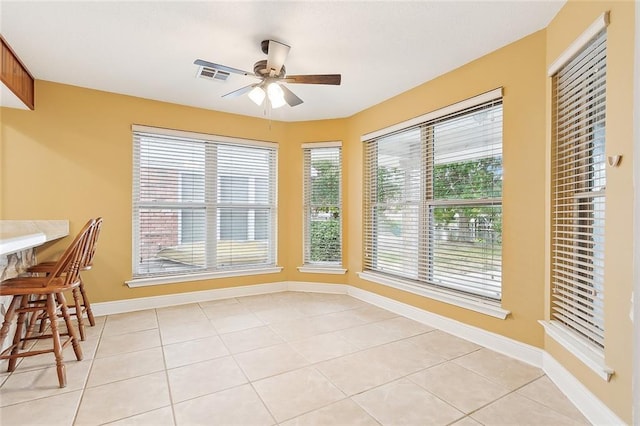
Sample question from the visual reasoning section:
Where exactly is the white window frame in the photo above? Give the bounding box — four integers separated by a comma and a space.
541, 12, 614, 381
127, 125, 281, 287
298, 141, 346, 274
359, 88, 509, 319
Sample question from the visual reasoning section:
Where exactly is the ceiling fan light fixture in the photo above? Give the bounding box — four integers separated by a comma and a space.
267, 83, 286, 108
248, 86, 266, 106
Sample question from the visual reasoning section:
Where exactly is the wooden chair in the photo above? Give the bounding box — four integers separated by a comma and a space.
0, 219, 93, 388
27, 217, 102, 340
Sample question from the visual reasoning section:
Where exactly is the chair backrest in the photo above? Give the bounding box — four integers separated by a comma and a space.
45, 219, 96, 288
82, 217, 103, 269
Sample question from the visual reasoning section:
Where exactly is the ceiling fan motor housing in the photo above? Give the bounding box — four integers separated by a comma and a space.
253, 59, 286, 78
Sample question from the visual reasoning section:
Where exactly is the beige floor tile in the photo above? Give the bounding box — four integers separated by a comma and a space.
79, 335, 101, 359
163, 335, 229, 369
270, 291, 315, 304
253, 366, 345, 422
268, 317, 338, 341
349, 304, 398, 323
283, 293, 361, 317
353, 378, 464, 426
405, 330, 481, 360
201, 302, 252, 320
336, 318, 438, 352
308, 293, 367, 310
235, 293, 283, 310
451, 416, 483, 425
315, 347, 401, 395
0, 389, 82, 426
334, 322, 405, 349
368, 338, 446, 376
253, 306, 306, 324
293, 299, 352, 316
102, 309, 158, 336
310, 309, 373, 331
517, 376, 589, 423
95, 328, 161, 358
280, 398, 379, 426
198, 297, 240, 309
156, 303, 208, 326
167, 355, 247, 403
0, 293, 595, 426
74, 371, 171, 425
106, 406, 175, 425
87, 346, 165, 387
233, 342, 310, 381
173, 383, 274, 425
55, 317, 104, 340
453, 348, 543, 389
373, 316, 434, 337
0, 359, 91, 407
210, 312, 265, 334
159, 319, 217, 345
470, 392, 585, 426
289, 331, 360, 363
219, 325, 284, 354
409, 362, 510, 413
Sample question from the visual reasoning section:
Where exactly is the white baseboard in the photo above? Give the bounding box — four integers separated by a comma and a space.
543, 352, 624, 425
287, 281, 348, 294
346, 286, 543, 368
90, 281, 288, 317
92, 280, 618, 423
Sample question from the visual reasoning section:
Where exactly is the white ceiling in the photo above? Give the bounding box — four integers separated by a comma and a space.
0, 1, 564, 122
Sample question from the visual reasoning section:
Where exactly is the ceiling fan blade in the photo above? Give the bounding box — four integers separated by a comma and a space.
194, 59, 253, 76
280, 84, 304, 107
282, 74, 341, 85
266, 40, 290, 76
222, 83, 259, 98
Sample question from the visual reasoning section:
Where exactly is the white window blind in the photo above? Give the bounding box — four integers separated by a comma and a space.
363, 96, 503, 300
132, 127, 277, 278
551, 29, 607, 350
302, 143, 342, 265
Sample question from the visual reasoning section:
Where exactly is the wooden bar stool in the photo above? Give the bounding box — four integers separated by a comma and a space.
27, 217, 102, 340
0, 219, 93, 387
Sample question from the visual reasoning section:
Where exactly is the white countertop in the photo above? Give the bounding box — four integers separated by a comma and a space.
0, 220, 69, 256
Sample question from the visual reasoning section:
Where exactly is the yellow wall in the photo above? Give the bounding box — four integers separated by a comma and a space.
545, 1, 635, 422
283, 119, 349, 284
347, 29, 548, 347
0, 83, 290, 302
0, 0, 635, 421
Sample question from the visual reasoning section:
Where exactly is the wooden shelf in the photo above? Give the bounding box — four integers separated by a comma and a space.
1, 36, 34, 110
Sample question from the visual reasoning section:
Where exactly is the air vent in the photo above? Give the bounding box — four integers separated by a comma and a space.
197, 66, 230, 82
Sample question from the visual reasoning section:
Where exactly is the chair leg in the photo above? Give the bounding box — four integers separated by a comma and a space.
8, 296, 29, 372
79, 278, 95, 327
0, 296, 20, 351
46, 293, 66, 388
57, 292, 82, 362
72, 288, 85, 341
21, 295, 47, 349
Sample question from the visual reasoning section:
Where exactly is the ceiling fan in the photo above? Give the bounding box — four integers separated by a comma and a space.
194, 39, 341, 108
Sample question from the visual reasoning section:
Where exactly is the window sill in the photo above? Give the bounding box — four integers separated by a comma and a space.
357, 271, 510, 319
297, 266, 347, 275
126, 266, 284, 288
539, 320, 614, 382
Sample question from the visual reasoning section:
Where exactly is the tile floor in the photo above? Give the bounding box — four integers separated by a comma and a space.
0, 291, 590, 425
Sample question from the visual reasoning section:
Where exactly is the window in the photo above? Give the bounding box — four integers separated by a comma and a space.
132, 126, 277, 279
302, 142, 342, 266
551, 29, 607, 350
363, 91, 503, 301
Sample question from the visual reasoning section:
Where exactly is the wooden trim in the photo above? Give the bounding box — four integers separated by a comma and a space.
1, 36, 35, 110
